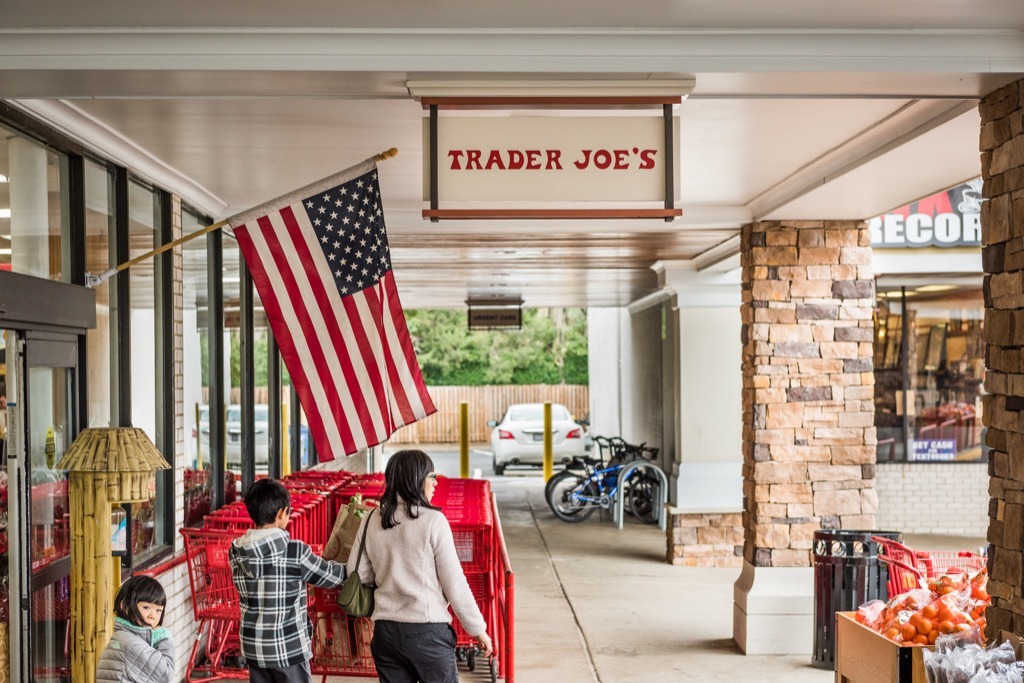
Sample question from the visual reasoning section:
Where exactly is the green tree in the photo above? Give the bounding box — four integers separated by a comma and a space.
404, 308, 588, 386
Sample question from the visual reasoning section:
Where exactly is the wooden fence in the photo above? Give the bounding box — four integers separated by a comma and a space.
201, 385, 589, 444
391, 385, 590, 443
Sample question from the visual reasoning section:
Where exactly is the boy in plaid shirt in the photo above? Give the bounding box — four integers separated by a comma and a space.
230, 479, 347, 683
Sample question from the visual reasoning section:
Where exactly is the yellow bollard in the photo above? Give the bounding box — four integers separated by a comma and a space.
543, 402, 553, 482
195, 402, 204, 471
460, 402, 470, 479
281, 398, 291, 477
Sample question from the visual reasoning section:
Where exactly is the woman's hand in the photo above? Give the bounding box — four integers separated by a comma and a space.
475, 632, 494, 658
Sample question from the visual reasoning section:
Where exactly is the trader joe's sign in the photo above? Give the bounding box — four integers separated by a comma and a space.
423, 115, 680, 207
869, 179, 982, 248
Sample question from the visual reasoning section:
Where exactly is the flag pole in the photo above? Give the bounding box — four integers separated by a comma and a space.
84, 148, 399, 288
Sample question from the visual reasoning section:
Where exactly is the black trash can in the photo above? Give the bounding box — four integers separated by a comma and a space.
811, 529, 902, 670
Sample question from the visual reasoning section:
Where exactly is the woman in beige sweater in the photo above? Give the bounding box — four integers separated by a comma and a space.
348, 449, 493, 683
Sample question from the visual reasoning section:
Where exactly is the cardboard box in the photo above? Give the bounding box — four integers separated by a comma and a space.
998, 630, 1024, 659
835, 612, 931, 683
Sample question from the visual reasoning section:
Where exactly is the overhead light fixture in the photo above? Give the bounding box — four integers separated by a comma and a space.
0, 209, 10, 219
0, 248, 11, 256
915, 284, 957, 293
0, 174, 9, 183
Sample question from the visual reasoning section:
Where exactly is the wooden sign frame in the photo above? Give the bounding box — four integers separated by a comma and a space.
424, 98, 682, 222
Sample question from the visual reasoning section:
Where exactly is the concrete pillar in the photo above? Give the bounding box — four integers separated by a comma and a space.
587, 308, 623, 440
586, 305, 664, 457
621, 305, 663, 448
733, 220, 878, 655
675, 305, 743, 510
978, 78, 1024, 638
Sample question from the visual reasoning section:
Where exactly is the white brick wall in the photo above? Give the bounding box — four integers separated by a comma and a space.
155, 562, 194, 683
164, 197, 199, 683
875, 462, 989, 537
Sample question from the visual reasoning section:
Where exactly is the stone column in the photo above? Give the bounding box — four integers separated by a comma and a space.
979, 78, 1024, 638
734, 220, 877, 654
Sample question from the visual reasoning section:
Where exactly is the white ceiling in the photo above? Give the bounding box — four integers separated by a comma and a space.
1, 0, 1022, 308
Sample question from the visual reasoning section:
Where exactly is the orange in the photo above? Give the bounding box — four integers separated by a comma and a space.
913, 635, 930, 645
938, 620, 955, 634
917, 618, 933, 636
928, 631, 938, 644
922, 605, 939, 620
901, 624, 918, 642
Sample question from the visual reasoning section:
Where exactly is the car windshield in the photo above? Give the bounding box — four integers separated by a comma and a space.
226, 406, 269, 422
509, 406, 571, 422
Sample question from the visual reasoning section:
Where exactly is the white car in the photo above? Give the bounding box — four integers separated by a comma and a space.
199, 404, 270, 469
489, 403, 586, 475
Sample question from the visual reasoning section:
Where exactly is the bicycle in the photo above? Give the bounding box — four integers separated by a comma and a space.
544, 436, 660, 524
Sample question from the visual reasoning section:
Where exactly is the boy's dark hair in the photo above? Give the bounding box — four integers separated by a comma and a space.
380, 449, 440, 529
114, 575, 167, 627
244, 478, 291, 527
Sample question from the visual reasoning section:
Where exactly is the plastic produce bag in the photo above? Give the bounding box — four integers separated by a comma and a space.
924, 634, 1022, 683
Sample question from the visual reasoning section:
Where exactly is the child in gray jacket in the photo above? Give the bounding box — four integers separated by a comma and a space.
96, 575, 175, 683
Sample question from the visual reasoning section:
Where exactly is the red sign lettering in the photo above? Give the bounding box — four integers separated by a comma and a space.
446, 148, 655, 171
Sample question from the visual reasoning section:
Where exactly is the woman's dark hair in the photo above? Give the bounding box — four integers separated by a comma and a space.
244, 478, 291, 527
380, 449, 440, 529
114, 576, 167, 627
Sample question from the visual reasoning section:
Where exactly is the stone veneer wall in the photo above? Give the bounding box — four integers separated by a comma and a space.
979, 78, 1024, 637
666, 508, 743, 567
741, 221, 878, 567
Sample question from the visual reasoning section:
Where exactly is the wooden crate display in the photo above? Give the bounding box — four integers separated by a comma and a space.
834, 612, 930, 683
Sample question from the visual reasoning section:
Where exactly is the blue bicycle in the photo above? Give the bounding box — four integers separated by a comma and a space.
544, 436, 660, 523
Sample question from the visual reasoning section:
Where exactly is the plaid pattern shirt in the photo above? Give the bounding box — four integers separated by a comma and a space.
230, 528, 347, 669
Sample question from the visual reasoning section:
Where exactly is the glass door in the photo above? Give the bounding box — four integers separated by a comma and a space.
5, 330, 77, 683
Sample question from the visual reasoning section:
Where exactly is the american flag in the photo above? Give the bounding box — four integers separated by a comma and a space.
228, 159, 435, 461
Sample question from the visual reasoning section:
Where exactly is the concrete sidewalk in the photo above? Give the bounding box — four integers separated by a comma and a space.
483, 477, 831, 683
332, 473, 984, 682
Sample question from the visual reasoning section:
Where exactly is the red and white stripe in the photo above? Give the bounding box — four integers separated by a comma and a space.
231, 169, 434, 461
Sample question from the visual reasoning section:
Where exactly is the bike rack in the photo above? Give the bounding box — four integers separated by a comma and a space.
613, 461, 669, 531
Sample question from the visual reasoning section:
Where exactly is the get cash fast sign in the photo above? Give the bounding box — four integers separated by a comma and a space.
423, 116, 680, 204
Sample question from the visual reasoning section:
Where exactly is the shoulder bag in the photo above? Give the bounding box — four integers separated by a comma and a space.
337, 508, 376, 617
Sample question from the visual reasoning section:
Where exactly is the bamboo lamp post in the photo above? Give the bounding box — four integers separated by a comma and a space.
54, 427, 171, 683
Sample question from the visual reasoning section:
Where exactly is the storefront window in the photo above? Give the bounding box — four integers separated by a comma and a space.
223, 239, 242, 485
127, 180, 160, 557
84, 159, 113, 428
874, 287, 985, 463
0, 126, 69, 281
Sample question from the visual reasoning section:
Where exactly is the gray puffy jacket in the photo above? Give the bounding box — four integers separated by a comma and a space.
96, 617, 175, 683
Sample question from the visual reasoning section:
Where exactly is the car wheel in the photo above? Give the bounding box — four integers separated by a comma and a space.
493, 460, 505, 476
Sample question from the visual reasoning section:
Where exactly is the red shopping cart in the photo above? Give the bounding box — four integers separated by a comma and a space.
872, 535, 987, 597
181, 527, 247, 681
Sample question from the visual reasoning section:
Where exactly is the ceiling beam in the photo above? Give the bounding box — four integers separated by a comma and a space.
1, 30, 1023, 77
745, 99, 978, 220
